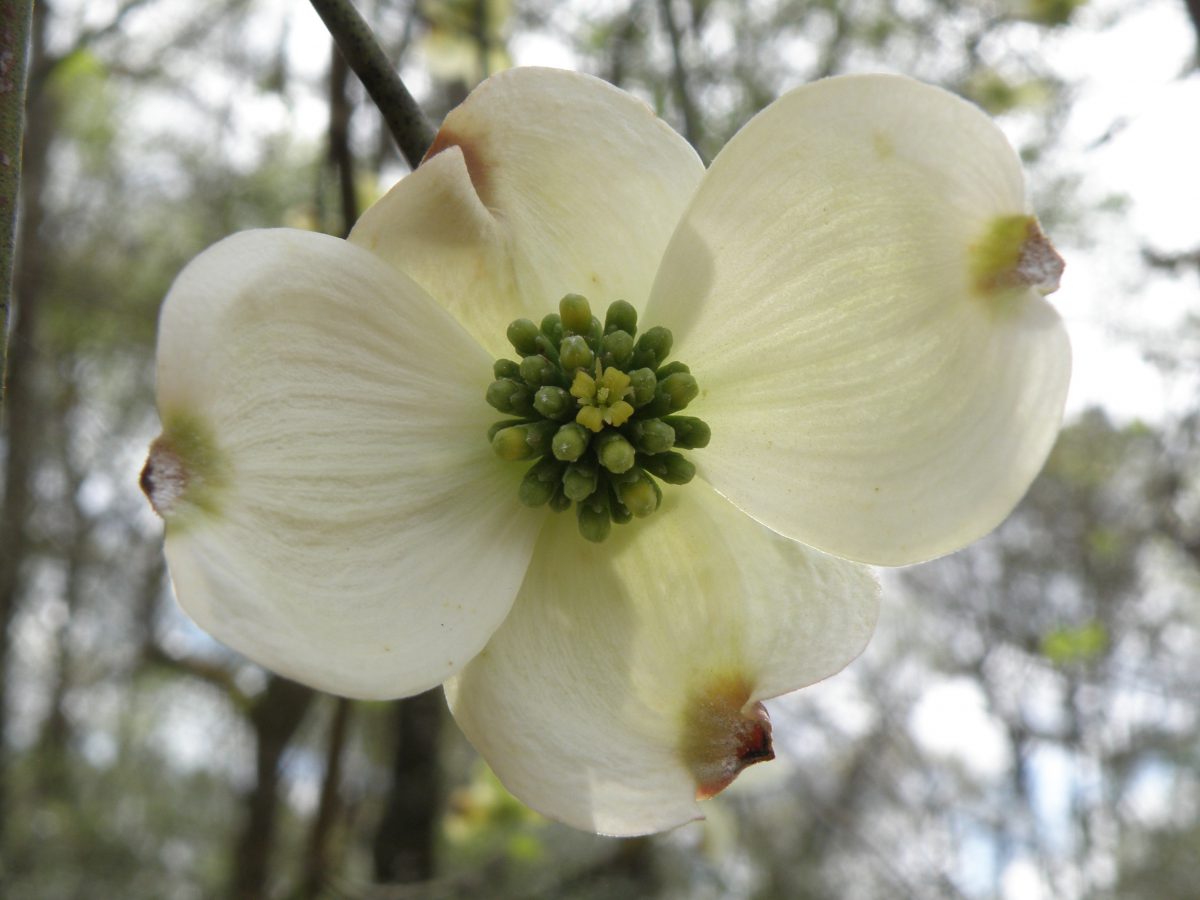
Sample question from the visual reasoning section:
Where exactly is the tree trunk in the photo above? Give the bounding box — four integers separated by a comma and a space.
229, 676, 315, 900
0, 0, 51, 857
372, 689, 443, 885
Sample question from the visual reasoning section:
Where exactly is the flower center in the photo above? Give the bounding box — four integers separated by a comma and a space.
486, 294, 710, 542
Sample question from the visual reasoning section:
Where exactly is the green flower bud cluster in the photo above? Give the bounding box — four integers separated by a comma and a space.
486, 294, 711, 542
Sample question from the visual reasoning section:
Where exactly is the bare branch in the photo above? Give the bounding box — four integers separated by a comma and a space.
308, 0, 435, 169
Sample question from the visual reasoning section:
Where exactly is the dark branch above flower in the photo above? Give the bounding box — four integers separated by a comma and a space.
307, 0, 435, 169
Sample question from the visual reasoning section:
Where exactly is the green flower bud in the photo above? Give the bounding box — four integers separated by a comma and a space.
534, 333, 560, 364
559, 294, 593, 334
586, 315, 604, 351
629, 418, 676, 455
663, 415, 711, 449
647, 372, 699, 416
595, 431, 636, 474
533, 385, 573, 419
492, 424, 537, 461
486, 378, 528, 414
559, 334, 594, 372
627, 368, 657, 407
493, 359, 521, 380
563, 462, 599, 502
618, 470, 661, 518
639, 450, 695, 484
604, 299, 637, 337
519, 458, 565, 507
507, 318, 540, 355
577, 489, 612, 543
601, 330, 635, 369
552, 422, 591, 462
632, 326, 673, 370
655, 360, 690, 380
520, 354, 560, 387
491, 381, 535, 417
488, 419, 529, 442
540, 313, 564, 345
523, 420, 560, 456
494, 420, 559, 460
548, 487, 571, 513
609, 488, 633, 525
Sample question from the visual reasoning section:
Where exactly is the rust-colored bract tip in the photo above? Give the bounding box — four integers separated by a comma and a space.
1015, 223, 1065, 296
682, 676, 776, 801
141, 436, 188, 519
422, 127, 492, 204
971, 215, 1065, 298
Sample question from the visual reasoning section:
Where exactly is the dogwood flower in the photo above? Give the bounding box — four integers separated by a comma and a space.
141, 69, 1070, 835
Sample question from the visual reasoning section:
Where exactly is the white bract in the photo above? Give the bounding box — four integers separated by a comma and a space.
142, 69, 1070, 835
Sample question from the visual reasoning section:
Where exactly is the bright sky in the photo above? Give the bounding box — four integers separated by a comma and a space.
1043, 0, 1200, 421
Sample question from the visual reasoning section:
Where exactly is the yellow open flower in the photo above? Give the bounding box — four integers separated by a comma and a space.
141, 69, 1070, 835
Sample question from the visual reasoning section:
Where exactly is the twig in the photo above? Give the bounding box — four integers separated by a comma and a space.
0, 0, 33, 404
308, 0, 435, 169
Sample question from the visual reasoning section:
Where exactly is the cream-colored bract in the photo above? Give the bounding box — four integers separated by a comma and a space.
148, 68, 1070, 832
446, 484, 878, 835
155, 229, 545, 698
646, 75, 1071, 566
348, 70, 705, 358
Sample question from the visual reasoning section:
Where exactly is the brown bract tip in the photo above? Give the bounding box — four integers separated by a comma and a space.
1015, 222, 1066, 296
140, 436, 189, 519
421, 127, 491, 204
682, 677, 775, 801
972, 215, 1065, 298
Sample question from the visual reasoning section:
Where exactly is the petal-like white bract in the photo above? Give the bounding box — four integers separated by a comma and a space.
446, 484, 878, 835
153, 229, 544, 699
349, 67, 705, 358
646, 74, 1071, 566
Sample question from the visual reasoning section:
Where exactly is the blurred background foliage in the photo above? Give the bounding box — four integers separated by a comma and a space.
2, 0, 1198, 897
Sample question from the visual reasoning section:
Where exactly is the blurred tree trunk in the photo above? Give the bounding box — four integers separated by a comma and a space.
300, 697, 352, 898
0, 0, 51, 858
372, 689, 442, 884
230, 676, 316, 900
1185, 0, 1200, 62
33, 380, 87, 799
658, 0, 702, 153
328, 37, 359, 234
0, 0, 33, 390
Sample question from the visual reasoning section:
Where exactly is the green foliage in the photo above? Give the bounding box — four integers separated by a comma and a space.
966, 70, 1054, 115
1022, 0, 1088, 27
422, 0, 514, 83
50, 51, 120, 173
1040, 620, 1108, 664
